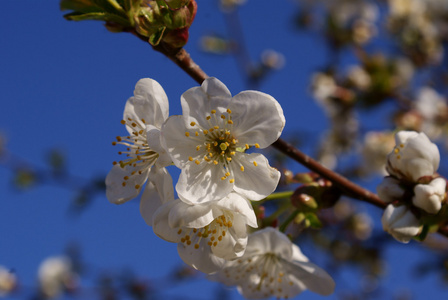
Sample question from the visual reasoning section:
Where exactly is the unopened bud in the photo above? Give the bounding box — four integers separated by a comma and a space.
291, 185, 319, 211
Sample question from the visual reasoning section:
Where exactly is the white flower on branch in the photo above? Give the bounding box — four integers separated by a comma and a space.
412, 177, 446, 214
210, 227, 335, 299
150, 192, 258, 274
161, 77, 284, 204
386, 131, 440, 182
381, 204, 421, 243
106, 78, 173, 205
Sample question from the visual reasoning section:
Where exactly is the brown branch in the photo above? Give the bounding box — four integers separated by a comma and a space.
271, 138, 387, 209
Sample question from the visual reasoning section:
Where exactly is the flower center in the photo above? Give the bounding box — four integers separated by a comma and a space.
111, 117, 158, 189
177, 213, 233, 250
184, 109, 260, 183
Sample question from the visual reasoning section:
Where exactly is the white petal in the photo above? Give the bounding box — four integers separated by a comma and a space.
147, 167, 174, 204
229, 90, 285, 148
412, 177, 446, 214
124, 78, 169, 131
161, 115, 205, 168
288, 259, 336, 296
233, 153, 280, 201
176, 163, 234, 204
145, 125, 172, 168
152, 200, 182, 243
180, 77, 232, 127
140, 182, 162, 226
381, 205, 420, 243
168, 201, 215, 229
244, 227, 293, 259
376, 177, 405, 203
177, 242, 226, 274
216, 194, 258, 228
213, 213, 250, 260
105, 164, 149, 204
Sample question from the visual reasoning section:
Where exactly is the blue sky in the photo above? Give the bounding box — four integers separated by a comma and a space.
1, 1, 447, 299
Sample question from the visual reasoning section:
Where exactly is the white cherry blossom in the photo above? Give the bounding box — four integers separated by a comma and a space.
381, 204, 421, 243
386, 131, 440, 182
161, 77, 284, 204
210, 227, 335, 299
106, 78, 172, 205
412, 177, 446, 214
150, 192, 258, 274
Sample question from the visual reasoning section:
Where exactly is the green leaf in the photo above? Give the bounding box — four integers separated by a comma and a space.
64, 11, 129, 24
148, 27, 166, 46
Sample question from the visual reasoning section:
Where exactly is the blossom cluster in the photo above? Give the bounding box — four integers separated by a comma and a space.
106, 78, 335, 298
377, 131, 447, 243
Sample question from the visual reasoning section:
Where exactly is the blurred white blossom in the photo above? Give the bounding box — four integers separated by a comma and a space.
38, 256, 78, 299
381, 205, 421, 243
210, 227, 335, 299
413, 177, 446, 214
386, 131, 440, 182
0, 266, 16, 297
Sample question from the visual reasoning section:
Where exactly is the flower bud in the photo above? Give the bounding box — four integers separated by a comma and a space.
386, 131, 440, 182
381, 204, 421, 243
376, 176, 405, 203
291, 185, 319, 211
412, 177, 446, 214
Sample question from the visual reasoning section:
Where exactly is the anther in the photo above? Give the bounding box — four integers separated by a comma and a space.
227, 109, 232, 114
245, 144, 250, 149
255, 143, 260, 148
206, 116, 211, 120
229, 179, 235, 183
120, 120, 126, 125
221, 115, 226, 119
195, 160, 200, 165
131, 123, 137, 127
213, 160, 218, 165
135, 184, 140, 189
203, 130, 209, 135
240, 166, 245, 172
253, 161, 258, 166
141, 118, 146, 124
227, 120, 233, 124
190, 122, 196, 126
185, 132, 190, 137
189, 156, 194, 161
112, 142, 117, 146
211, 110, 216, 114
116, 136, 122, 141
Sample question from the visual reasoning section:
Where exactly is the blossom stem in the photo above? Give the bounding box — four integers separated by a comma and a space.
265, 191, 294, 201
279, 208, 301, 233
